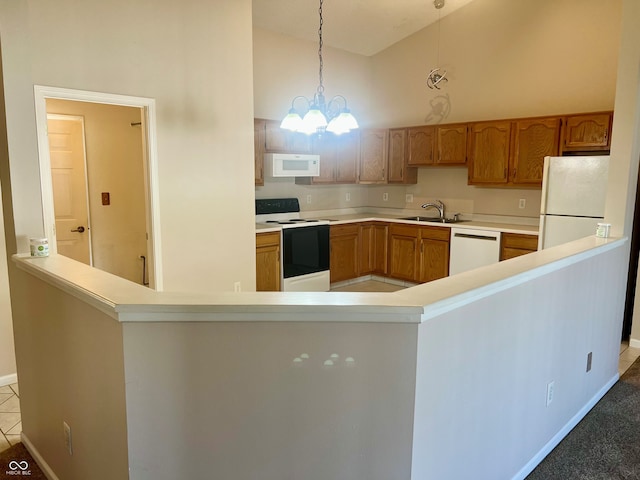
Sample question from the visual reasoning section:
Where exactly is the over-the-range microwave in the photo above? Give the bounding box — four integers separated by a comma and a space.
265, 153, 320, 177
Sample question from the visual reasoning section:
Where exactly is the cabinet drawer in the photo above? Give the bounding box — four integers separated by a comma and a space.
420, 225, 450, 242
501, 233, 538, 251
330, 224, 359, 237
256, 231, 280, 247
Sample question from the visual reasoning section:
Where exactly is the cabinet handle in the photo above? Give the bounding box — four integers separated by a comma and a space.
400, 167, 403, 177
512, 168, 516, 180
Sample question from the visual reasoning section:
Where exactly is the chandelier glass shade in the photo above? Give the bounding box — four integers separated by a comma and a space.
280, 0, 359, 135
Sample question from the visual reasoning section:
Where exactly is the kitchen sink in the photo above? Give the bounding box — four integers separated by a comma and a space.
399, 216, 467, 224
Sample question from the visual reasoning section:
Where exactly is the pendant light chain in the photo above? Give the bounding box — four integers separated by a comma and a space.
280, 0, 359, 135
317, 0, 324, 96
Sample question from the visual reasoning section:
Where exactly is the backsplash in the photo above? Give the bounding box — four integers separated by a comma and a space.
256, 167, 542, 219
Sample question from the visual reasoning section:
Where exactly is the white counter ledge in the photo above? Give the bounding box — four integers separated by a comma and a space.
256, 212, 540, 235
13, 235, 623, 324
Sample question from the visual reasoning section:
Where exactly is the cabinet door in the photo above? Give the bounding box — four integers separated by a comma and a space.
511, 117, 561, 186
311, 134, 337, 184
389, 128, 417, 184
418, 226, 450, 283
254, 119, 266, 186
418, 239, 449, 283
335, 131, 359, 183
359, 129, 388, 184
467, 121, 512, 185
256, 232, 280, 291
436, 124, 467, 165
388, 224, 419, 281
562, 113, 612, 151
408, 126, 435, 166
330, 224, 360, 283
359, 222, 388, 275
265, 120, 312, 153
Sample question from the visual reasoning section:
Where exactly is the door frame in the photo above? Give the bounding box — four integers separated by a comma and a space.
34, 85, 164, 291
46, 113, 94, 265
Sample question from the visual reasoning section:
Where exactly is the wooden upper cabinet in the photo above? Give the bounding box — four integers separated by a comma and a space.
510, 117, 561, 186
335, 132, 360, 183
408, 126, 436, 166
561, 112, 612, 152
467, 120, 512, 185
388, 128, 417, 184
264, 119, 311, 154
359, 128, 389, 184
295, 131, 359, 185
436, 124, 467, 165
254, 119, 266, 186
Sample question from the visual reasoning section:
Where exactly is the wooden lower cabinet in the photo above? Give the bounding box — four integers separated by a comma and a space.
256, 231, 281, 291
330, 224, 360, 283
359, 222, 388, 275
388, 224, 450, 283
500, 233, 538, 261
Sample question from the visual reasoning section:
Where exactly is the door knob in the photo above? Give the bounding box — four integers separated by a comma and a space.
71, 226, 85, 233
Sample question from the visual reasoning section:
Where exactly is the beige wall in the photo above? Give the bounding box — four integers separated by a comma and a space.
254, 0, 622, 220
46, 99, 148, 285
11, 267, 128, 479
0, 0, 256, 293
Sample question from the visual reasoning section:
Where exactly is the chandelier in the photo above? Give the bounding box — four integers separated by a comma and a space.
427, 0, 448, 90
280, 0, 359, 135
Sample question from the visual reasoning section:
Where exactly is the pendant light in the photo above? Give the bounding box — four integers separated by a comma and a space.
427, 0, 448, 90
280, 0, 359, 135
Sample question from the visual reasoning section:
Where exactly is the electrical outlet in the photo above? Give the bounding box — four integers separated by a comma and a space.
234, 281, 241, 292
519, 198, 526, 209
406, 194, 414, 203
63, 421, 73, 455
306, 195, 312, 204
383, 192, 389, 202
346, 192, 351, 202
546, 381, 555, 406
586, 352, 593, 372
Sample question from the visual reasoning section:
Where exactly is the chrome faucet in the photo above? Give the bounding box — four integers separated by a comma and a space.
421, 199, 445, 220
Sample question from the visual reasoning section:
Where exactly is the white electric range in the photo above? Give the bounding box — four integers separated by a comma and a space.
256, 198, 330, 292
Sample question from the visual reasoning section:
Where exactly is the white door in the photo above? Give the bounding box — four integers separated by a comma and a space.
47, 115, 92, 265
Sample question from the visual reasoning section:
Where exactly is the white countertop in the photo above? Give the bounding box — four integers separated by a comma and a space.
257, 212, 539, 235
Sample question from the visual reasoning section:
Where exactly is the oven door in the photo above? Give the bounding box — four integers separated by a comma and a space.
282, 224, 330, 279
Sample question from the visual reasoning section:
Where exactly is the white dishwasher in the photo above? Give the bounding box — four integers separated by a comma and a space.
449, 228, 501, 276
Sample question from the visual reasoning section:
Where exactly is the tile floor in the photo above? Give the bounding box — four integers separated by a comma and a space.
0, 382, 20, 453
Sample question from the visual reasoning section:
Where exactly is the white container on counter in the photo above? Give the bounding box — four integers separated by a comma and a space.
30, 237, 49, 257
596, 223, 611, 238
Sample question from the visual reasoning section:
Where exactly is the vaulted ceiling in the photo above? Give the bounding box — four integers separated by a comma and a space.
252, 0, 476, 57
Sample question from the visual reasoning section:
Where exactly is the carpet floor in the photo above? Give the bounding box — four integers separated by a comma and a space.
0, 442, 46, 479
526, 355, 640, 479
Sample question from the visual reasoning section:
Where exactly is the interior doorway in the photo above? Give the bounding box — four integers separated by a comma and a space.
34, 86, 163, 290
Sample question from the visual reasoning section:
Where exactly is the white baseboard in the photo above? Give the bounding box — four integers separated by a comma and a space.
512, 373, 619, 480
0, 373, 17, 387
20, 432, 60, 480
629, 338, 640, 349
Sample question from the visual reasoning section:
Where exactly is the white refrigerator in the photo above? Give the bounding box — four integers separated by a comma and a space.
538, 155, 609, 250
